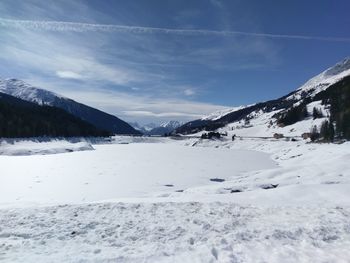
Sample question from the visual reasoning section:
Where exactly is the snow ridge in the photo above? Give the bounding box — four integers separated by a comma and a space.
0, 78, 65, 105
160, 120, 183, 129
287, 57, 350, 100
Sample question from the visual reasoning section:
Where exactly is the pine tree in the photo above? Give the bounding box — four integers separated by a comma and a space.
320, 120, 335, 142
329, 121, 335, 141
312, 107, 323, 119
310, 125, 319, 142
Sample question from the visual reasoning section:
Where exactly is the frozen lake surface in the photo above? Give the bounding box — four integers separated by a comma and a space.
0, 143, 276, 206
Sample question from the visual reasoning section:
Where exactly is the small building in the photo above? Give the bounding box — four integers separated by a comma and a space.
273, 133, 284, 139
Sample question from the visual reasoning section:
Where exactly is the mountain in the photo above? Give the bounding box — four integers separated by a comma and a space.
175, 58, 350, 141
128, 122, 158, 134
130, 121, 183, 136
0, 79, 141, 135
0, 92, 110, 138
148, 121, 183, 136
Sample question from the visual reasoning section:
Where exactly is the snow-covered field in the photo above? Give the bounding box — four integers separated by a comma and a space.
1, 137, 350, 262
0, 142, 275, 205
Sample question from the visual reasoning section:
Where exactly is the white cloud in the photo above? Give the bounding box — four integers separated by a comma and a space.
210, 0, 224, 9
0, 30, 143, 86
50, 87, 228, 122
123, 110, 202, 118
184, 88, 195, 96
56, 70, 83, 79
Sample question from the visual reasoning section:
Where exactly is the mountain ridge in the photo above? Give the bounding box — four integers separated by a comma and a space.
0, 79, 141, 135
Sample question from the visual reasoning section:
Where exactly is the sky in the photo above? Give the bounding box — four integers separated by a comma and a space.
0, 0, 349, 124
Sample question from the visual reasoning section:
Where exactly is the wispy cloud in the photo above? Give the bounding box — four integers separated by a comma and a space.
56, 70, 83, 80
0, 29, 146, 86
123, 110, 202, 118
209, 0, 224, 9
184, 88, 196, 96
43, 85, 227, 123
1, 18, 350, 42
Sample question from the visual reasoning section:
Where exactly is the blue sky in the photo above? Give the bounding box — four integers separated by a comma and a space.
0, 0, 349, 124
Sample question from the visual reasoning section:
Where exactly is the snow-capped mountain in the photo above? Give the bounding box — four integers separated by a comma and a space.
286, 57, 350, 100
148, 120, 184, 136
0, 78, 141, 135
159, 120, 183, 129
176, 57, 350, 139
0, 79, 65, 105
130, 121, 183, 135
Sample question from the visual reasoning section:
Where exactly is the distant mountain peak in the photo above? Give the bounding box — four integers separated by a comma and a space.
129, 120, 183, 135
160, 120, 183, 129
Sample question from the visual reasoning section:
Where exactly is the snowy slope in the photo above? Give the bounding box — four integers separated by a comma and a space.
201, 106, 246, 121
159, 120, 183, 129
0, 78, 65, 105
177, 57, 350, 137
287, 57, 350, 100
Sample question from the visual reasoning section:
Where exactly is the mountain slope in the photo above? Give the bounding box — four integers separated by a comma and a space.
175, 57, 350, 139
0, 92, 110, 138
0, 79, 141, 135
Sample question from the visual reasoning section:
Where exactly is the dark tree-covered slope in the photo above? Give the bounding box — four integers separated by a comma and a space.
0, 92, 111, 138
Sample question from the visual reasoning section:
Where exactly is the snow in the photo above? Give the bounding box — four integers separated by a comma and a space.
0, 139, 94, 156
1, 202, 350, 263
173, 138, 350, 206
201, 106, 246, 121
0, 136, 349, 262
0, 142, 275, 205
196, 98, 330, 139
159, 120, 183, 129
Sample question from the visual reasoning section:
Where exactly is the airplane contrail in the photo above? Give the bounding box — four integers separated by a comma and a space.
1, 18, 350, 42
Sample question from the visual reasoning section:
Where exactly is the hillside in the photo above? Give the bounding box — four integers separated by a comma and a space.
0, 79, 141, 135
0, 92, 110, 138
175, 58, 350, 141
